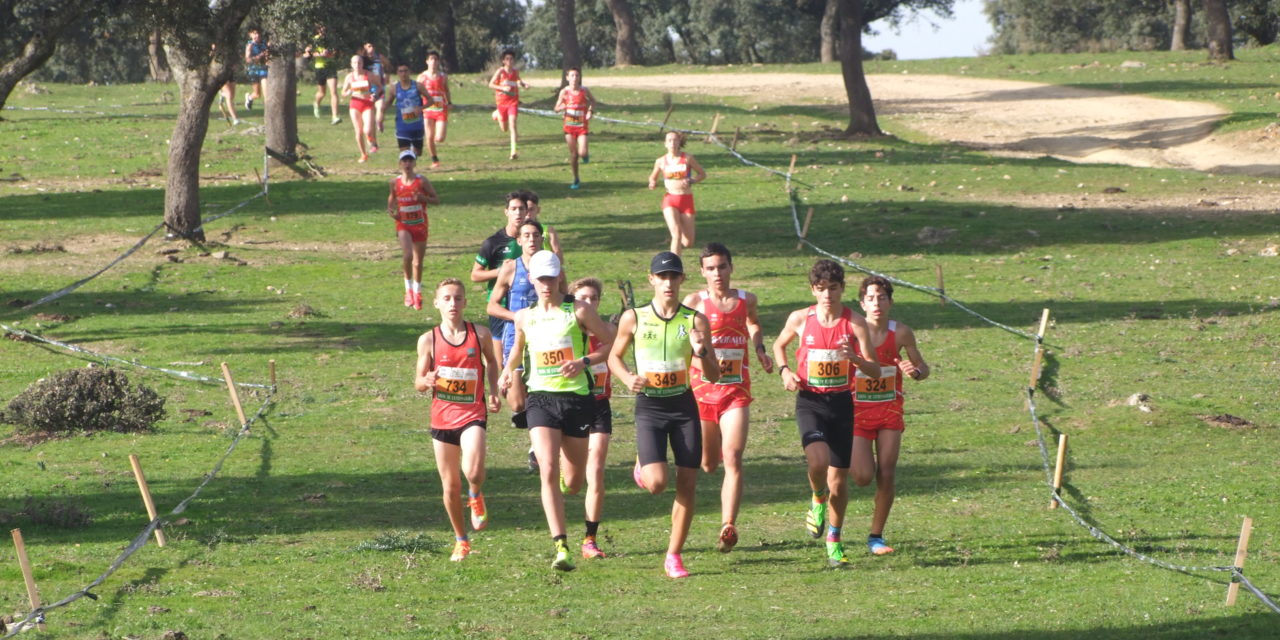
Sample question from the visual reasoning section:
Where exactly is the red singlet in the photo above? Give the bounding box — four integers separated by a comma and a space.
430, 323, 487, 429
795, 306, 856, 394
853, 320, 904, 430
419, 71, 448, 120
587, 334, 611, 402
691, 290, 752, 402
663, 152, 690, 185
494, 68, 521, 107
561, 87, 589, 134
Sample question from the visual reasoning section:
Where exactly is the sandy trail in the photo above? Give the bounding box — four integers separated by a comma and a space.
531, 73, 1279, 177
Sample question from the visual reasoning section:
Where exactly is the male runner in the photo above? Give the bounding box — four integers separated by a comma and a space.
386, 150, 439, 310
487, 219, 551, 428
499, 251, 613, 572
852, 275, 929, 556
647, 131, 706, 255
471, 193, 527, 400
417, 51, 451, 168
553, 68, 596, 190
390, 63, 429, 157
608, 251, 719, 578
513, 191, 563, 264
301, 25, 340, 124
415, 278, 502, 562
771, 259, 881, 567
361, 43, 391, 133
243, 28, 268, 112
681, 242, 773, 553
487, 50, 528, 160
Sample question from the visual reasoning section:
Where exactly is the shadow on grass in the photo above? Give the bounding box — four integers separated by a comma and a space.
805, 612, 1278, 639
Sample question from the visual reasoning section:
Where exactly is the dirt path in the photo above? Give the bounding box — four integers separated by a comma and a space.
533, 73, 1280, 177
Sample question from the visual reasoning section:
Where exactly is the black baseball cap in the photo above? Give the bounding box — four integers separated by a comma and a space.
650, 251, 683, 275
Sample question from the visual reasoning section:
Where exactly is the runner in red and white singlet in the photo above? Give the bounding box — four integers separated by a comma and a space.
386, 151, 439, 310
341, 54, 381, 162
487, 50, 528, 159
647, 131, 706, 255
554, 68, 597, 189
416, 51, 451, 167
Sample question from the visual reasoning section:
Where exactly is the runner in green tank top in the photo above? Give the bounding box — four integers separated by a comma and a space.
499, 250, 613, 572
608, 251, 719, 578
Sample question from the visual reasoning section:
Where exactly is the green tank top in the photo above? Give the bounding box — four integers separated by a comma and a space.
525, 299, 589, 395
633, 303, 696, 398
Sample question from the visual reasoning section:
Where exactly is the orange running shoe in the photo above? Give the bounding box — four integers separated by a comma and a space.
717, 523, 738, 553
450, 539, 470, 562
468, 494, 488, 531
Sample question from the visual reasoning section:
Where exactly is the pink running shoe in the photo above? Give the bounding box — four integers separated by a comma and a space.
581, 537, 606, 559
403, 290, 414, 307
411, 291, 423, 310
632, 457, 645, 489
664, 553, 689, 578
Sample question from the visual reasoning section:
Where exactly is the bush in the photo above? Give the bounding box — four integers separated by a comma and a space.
3, 367, 166, 435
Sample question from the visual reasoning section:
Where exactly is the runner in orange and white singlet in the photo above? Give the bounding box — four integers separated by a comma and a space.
416, 51, 451, 168
341, 54, 382, 162
851, 275, 929, 558
487, 49, 528, 160
681, 243, 772, 553
647, 131, 706, 255
554, 68, 597, 190
387, 150, 440, 310
771, 259, 881, 568
414, 278, 502, 562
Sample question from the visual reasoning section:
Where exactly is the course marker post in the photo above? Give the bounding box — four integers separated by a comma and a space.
10, 528, 46, 631
269, 359, 277, 390
731, 127, 741, 151
1029, 308, 1051, 391
1049, 433, 1068, 509
658, 103, 675, 132
128, 455, 167, 547
796, 207, 815, 251
787, 154, 798, 179
935, 264, 946, 306
706, 112, 721, 142
253, 166, 271, 206
220, 362, 249, 428
1226, 517, 1253, 606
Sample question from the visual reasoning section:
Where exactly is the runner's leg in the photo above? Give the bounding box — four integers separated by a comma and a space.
433, 439, 466, 538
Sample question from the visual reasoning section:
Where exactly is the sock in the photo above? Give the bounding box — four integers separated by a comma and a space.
468, 489, 481, 499
585, 521, 600, 538
812, 488, 828, 504
456, 535, 468, 542
404, 279, 412, 291
553, 534, 567, 547
869, 533, 883, 540
411, 280, 421, 293
432, 155, 439, 162
827, 525, 841, 542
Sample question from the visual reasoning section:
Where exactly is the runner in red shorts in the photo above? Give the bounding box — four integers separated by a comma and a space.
341, 54, 382, 162
554, 67, 596, 190
647, 131, 706, 255
417, 51, 451, 168
415, 278, 502, 562
851, 275, 929, 557
387, 150, 440, 310
681, 242, 773, 553
487, 49, 528, 160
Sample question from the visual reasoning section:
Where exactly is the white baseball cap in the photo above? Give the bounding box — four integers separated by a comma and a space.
399, 149, 416, 161
528, 250, 561, 279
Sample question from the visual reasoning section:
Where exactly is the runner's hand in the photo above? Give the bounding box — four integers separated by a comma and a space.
486, 392, 501, 414
498, 369, 511, 394
898, 358, 921, 380
780, 367, 800, 392
558, 359, 584, 378
757, 350, 775, 374
627, 372, 647, 393
419, 370, 437, 389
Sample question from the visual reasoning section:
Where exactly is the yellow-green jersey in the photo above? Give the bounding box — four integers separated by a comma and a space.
633, 303, 697, 398
524, 299, 590, 395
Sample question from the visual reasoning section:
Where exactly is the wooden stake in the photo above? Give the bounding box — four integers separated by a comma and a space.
253, 166, 271, 206
705, 112, 721, 142
11, 528, 46, 631
269, 359, 277, 390
221, 362, 248, 428
658, 104, 675, 132
935, 264, 946, 306
1049, 433, 1068, 509
787, 154, 798, 177
1029, 308, 1052, 390
730, 127, 741, 151
128, 455, 167, 547
1037, 308, 1051, 339
796, 207, 815, 251
1225, 517, 1253, 606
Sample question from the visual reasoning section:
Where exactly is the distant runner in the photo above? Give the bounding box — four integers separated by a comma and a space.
243, 28, 268, 112
647, 131, 706, 255
302, 25, 340, 125
417, 51, 451, 169
554, 67, 596, 190
341, 54, 382, 162
487, 49, 528, 160
386, 150, 439, 310
391, 63, 429, 157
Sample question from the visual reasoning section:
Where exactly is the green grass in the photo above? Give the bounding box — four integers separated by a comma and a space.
1, 58, 1278, 639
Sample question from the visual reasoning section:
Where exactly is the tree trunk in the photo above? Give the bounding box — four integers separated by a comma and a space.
162, 45, 234, 242
0, 5, 83, 114
838, 0, 880, 135
820, 0, 838, 63
440, 0, 461, 73
1202, 0, 1233, 60
557, 0, 583, 86
603, 0, 642, 66
1170, 0, 1191, 50
148, 30, 171, 82
265, 43, 298, 167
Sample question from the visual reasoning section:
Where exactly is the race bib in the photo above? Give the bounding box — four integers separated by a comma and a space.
806, 348, 848, 389
401, 106, 421, 122
590, 362, 609, 396
435, 366, 478, 403
532, 335, 574, 377
703, 347, 743, 384
855, 365, 897, 402
640, 359, 688, 397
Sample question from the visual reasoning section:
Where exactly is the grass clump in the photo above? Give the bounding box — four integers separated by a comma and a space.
354, 531, 441, 554
3, 366, 165, 435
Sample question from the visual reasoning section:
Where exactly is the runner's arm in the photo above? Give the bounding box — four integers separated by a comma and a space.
607, 309, 645, 392
553, 88, 567, 112
487, 70, 505, 91
413, 332, 436, 392
772, 310, 804, 391
475, 325, 503, 412
686, 154, 707, 186
848, 316, 882, 378
387, 179, 398, 219
498, 310, 527, 392
896, 323, 930, 381
745, 292, 774, 373
648, 157, 662, 190
485, 262, 516, 322
584, 88, 596, 119
419, 178, 441, 205
691, 311, 720, 384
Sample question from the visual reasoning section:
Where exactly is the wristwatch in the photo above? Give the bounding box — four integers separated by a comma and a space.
580, 356, 590, 367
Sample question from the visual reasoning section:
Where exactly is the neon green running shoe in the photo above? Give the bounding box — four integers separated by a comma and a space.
804, 501, 826, 539
826, 540, 848, 568
552, 540, 576, 572
559, 471, 569, 495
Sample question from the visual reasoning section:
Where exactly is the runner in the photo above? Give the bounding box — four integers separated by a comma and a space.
681, 242, 773, 553
560, 277, 616, 560
553, 68, 596, 190
417, 51, 451, 169
770, 259, 881, 568
243, 28, 268, 112
361, 43, 391, 134
414, 278, 502, 562
852, 275, 929, 557
340, 54, 381, 162
386, 150, 439, 310
515, 191, 563, 264
487, 220, 552, 430
647, 131, 706, 255
608, 251, 719, 578
216, 78, 242, 126
391, 63, 429, 157
499, 250, 613, 572
471, 193, 526, 390
301, 25, 340, 125
487, 50, 528, 160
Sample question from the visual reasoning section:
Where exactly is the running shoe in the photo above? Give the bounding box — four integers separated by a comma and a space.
632, 457, 645, 490
717, 523, 738, 553
468, 494, 488, 531
244, 95, 253, 111
664, 553, 689, 578
404, 290, 414, 307
450, 539, 470, 562
313, 102, 321, 118
331, 116, 343, 125
867, 536, 895, 556
826, 540, 848, 568
559, 470, 569, 494
581, 537, 606, 559
491, 109, 500, 122
411, 291, 423, 310
552, 540, 576, 572
569, 180, 581, 190
358, 153, 368, 163
526, 448, 539, 474
369, 143, 379, 154
510, 152, 519, 161
804, 500, 826, 539
232, 118, 243, 126
581, 154, 590, 164
430, 160, 441, 169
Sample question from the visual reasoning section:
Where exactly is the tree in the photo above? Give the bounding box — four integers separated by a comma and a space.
557, 0, 584, 82
838, 0, 880, 135
1232, 0, 1280, 45
821, 0, 839, 62
0, 0, 91, 114
603, 0, 642, 65
1202, 0, 1233, 59
1171, 0, 1192, 49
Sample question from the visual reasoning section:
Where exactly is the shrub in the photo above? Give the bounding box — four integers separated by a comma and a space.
3, 367, 166, 435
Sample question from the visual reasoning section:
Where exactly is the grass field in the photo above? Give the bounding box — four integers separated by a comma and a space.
1, 54, 1278, 639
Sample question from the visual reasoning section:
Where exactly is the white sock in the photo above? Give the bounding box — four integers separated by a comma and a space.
404, 279, 412, 291
411, 281, 421, 293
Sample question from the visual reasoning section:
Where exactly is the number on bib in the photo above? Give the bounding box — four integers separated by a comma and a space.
806, 348, 848, 389
532, 336, 574, 378
855, 365, 898, 402
435, 367, 478, 403
640, 360, 688, 397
